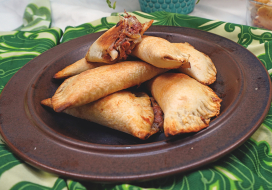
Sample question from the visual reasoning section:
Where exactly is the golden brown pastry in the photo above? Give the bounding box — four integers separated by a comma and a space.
51, 60, 167, 112
54, 58, 105, 79
85, 12, 153, 64
131, 35, 189, 69
146, 73, 221, 137
42, 91, 160, 140
174, 43, 217, 85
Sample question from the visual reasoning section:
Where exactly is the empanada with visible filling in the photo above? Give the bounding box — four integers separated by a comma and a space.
131, 36, 189, 69
42, 91, 160, 140
51, 60, 167, 112
174, 43, 217, 85
146, 73, 221, 137
54, 58, 105, 79
85, 12, 153, 64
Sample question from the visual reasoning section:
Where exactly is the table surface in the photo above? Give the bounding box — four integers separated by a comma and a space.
0, 0, 247, 32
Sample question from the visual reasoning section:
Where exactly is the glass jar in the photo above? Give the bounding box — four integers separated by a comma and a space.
246, 0, 272, 30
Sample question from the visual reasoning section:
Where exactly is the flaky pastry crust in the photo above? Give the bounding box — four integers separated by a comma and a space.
54, 58, 105, 79
51, 60, 167, 112
174, 43, 217, 85
132, 36, 189, 69
147, 73, 221, 137
42, 91, 159, 140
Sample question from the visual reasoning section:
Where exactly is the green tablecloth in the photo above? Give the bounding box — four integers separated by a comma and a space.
1, 0, 272, 189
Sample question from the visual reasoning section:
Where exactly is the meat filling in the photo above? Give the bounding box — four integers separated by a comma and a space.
150, 97, 164, 132
106, 12, 144, 61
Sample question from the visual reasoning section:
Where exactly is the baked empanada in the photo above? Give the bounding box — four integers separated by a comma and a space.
85, 12, 153, 64
42, 91, 160, 140
131, 36, 189, 69
146, 73, 221, 137
52, 60, 167, 112
54, 58, 105, 79
174, 43, 217, 85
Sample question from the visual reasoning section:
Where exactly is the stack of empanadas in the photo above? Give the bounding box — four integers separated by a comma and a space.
41, 12, 221, 140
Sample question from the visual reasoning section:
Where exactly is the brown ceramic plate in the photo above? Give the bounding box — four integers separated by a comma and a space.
0, 26, 271, 183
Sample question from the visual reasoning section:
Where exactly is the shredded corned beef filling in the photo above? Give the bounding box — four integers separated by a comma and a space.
150, 97, 164, 132
119, 41, 132, 60
107, 13, 143, 61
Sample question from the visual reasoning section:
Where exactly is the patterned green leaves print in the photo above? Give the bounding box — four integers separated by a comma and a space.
15, 0, 51, 31
1, 1, 272, 189
9, 178, 66, 190
0, 29, 62, 94
0, 144, 22, 178
259, 40, 272, 71
62, 17, 117, 43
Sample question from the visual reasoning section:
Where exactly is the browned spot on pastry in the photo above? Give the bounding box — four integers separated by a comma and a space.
141, 115, 152, 124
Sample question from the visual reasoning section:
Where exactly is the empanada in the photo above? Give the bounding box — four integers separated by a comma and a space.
51, 60, 167, 112
54, 58, 105, 79
42, 91, 161, 140
85, 12, 153, 64
174, 43, 217, 85
131, 36, 189, 69
146, 73, 221, 137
